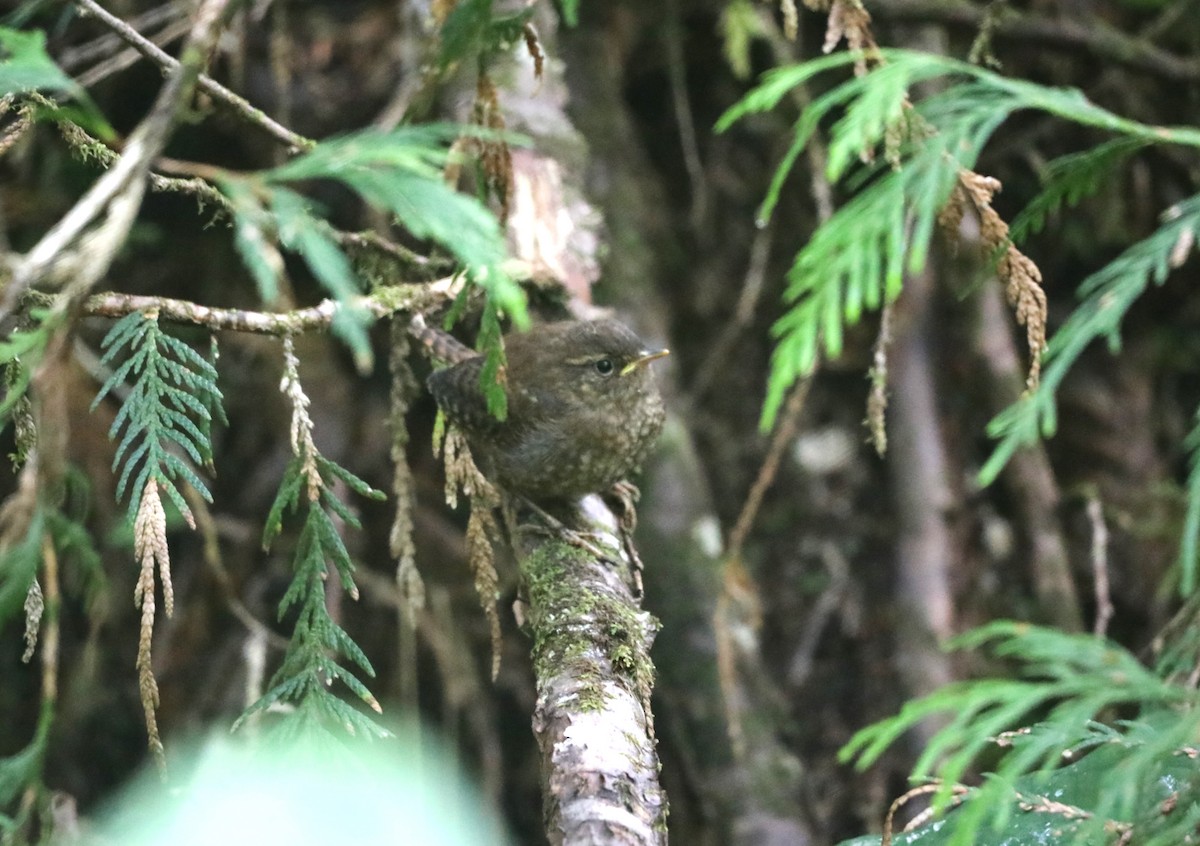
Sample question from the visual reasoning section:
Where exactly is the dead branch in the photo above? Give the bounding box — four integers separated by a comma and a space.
72, 0, 311, 151
871, 0, 1200, 81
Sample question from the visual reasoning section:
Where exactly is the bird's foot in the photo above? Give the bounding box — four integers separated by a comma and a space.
514, 496, 620, 564
603, 481, 644, 598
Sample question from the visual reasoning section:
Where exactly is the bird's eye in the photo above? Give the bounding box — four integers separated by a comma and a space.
594, 357, 615, 376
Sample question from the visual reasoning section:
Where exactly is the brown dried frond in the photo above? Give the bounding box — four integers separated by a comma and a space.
432, 0, 458, 26
0, 102, 33, 157
952, 169, 1048, 391
882, 782, 970, 846
136, 478, 173, 617
522, 23, 544, 81
441, 426, 472, 510
280, 336, 321, 499
1167, 204, 1196, 268
11, 393, 36, 469
824, 0, 880, 76
937, 180, 968, 236
22, 577, 43, 662
388, 321, 425, 624
467, 505, 503, 680
438, 418, 504, 677
472, 74, 514, 223
133, 479, 167, 769
781, 0, 799, 41
3, 455, 43, 665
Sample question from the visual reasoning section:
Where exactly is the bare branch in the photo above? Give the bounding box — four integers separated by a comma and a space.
5, 0, 238, 319
25, 277, 462, 336
72, 0, 311, 151
872, 0, 1200, 81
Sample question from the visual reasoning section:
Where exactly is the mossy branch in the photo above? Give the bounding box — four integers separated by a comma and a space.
515, 500, 667, 845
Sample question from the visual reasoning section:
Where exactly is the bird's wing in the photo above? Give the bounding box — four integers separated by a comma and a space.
426, 356, 506, 435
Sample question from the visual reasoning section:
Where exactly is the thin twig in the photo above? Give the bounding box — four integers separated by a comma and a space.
664, 0, 708, 231
72, 0, 311, 151
688, 220, 774, 402
5, 0, 238, 319
39, 533, 61, 717
727, 378, 812, 559
182, 483, 289, 650
1086, 494, 1113, 638
872, 0, 1200, 81
27, 278, 462, 335
75, 17, 193, 89
58, 2, 186, 72
867, 299, 895, 455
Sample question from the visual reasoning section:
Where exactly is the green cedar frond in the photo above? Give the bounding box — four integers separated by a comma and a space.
476, 298, 508, 420
0, 736, 46, 810
434, 0, 534, 70
221, 178, 282, 303
1179, 405, 1200, 594
246, 437, 386, 742
0, 312, 54, 421
1010, 137, 1149, 242
221, 125, 527, 371
839, 623, 1198, 845
262, 456, 305, 549
325, 625, 376, 677
0, 507, 43, 624
0, 27, 79, 97
269, 188, 374, 372
93, 313, 223, 521
981, 194, 1200, 485
317, 456, 385, 502
721, 49, 1200, 431
559, 0, 580, 26
760, 148, 954, 426
263, 125, 519, 281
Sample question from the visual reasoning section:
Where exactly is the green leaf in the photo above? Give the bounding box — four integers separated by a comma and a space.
0, 27, 78, 97
271, 189, 374, 372
0, 507, 43, 624
476, 299, 508, 420
559, 0, 580, 27
1010, 137, 1149, 242
220, 178, 282, 303
439, 0, 493, 69
1179, 405, 1200, 594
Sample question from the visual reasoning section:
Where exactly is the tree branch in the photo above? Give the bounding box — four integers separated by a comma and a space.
4, 0, 236, 319
72, 0, 312, 151
873, 0, 1200, 81
26, 279, 464, 336
516, 499, 667, 845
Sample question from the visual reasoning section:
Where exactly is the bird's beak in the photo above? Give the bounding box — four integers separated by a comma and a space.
621, 348, 670, 376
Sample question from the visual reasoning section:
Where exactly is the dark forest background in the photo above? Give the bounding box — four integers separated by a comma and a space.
3, 0, 1200, 844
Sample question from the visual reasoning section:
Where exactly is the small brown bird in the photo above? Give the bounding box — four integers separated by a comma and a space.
427, 319, 669, 503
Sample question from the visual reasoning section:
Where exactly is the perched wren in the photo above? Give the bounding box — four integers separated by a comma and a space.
426, 319, 669, 503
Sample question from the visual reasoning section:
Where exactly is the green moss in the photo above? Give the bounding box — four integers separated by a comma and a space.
521, 540, 659, 711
